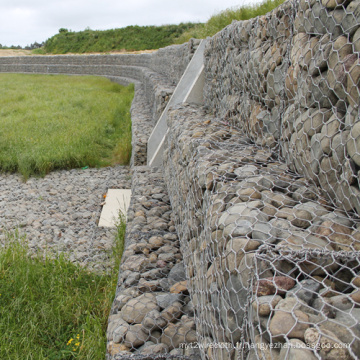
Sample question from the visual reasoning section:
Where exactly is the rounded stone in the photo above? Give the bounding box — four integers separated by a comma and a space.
304, 327, 351, 359
351, 276, 360, 288
279, 339, 318, 359
252, 295, 282, 316
347, 59, 360, 109
124, 324, 149, 348
120, 293, 160, 324
346, 121, 360, 166
290, 209, 313, 228
269, 309, 309, 341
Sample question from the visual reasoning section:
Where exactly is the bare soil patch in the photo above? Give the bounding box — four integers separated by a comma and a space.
0, 49, 33, 57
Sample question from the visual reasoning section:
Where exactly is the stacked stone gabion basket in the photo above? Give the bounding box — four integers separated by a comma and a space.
2, 0, 360, 359
161, 0, 360, 358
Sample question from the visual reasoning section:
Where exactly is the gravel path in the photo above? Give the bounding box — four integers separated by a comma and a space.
0, 166, 131, 273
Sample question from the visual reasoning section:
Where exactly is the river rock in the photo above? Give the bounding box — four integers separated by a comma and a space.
113, 323, 130, 344
253, 276, 296, 296
279, 339, 318, 360
120, 293, 160, 324
314, 219, 353, 251
161, 321, 197, 350
161, 301, 183, 322
286, 279, 322, 305
320, 308, 360, 355
121, 255, 150, 272
141, 309, 168, 332
304, 327, 352, 359
167, 262, 186, 284
225, 237, 261, 272
140, 343, 169, 355
156, 293, 183, 309
269, 309, 309, 341
252, 295, 282, 316
170, 280, 188, 294
124, 324, 149, 348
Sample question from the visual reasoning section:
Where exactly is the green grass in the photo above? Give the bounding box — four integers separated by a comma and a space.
175, 0, 286, 43
43, 23, 199, 54
0, 212, 126, 360
0, 74, 134, 179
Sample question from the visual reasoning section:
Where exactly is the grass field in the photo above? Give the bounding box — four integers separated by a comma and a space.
0, 213, 126, 360
0, 74, 134, 179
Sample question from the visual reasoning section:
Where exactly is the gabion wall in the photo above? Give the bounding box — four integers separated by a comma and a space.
162, 0, 360, 359
204, 0, 360, 215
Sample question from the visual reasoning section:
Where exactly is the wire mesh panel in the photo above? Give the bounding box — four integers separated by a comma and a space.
163, 102, 360, 360
107, 167, 200, 359
110, 0, 360, 358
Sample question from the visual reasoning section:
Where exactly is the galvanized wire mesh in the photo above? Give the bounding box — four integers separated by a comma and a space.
110, 0, 360, 358
163, 103, 360, 360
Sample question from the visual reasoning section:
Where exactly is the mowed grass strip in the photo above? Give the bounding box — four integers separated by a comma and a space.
0, 214, 126, 360
0, 74, 134, 179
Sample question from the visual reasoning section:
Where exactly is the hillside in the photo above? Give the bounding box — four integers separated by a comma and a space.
37, 0, 284, 55
43, 24, 198, 54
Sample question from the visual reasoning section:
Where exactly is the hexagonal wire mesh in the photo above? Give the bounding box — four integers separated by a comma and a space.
109, 0, 360, 359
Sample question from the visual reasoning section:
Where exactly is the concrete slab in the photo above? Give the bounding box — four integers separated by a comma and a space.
184, 64, 205, 105
147, 39, 207, 167
98, 189, 131, 228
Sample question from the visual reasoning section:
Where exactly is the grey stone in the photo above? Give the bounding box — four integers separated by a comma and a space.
286, 279, 322, 305
168, 261, 186, 284
234, 164, 259, 178
124, 272, 140, 287
308, 34, 332, 76
321, 309, 360, 355
313, 294, 354, 312
223, 274, 249, 343
320, 113, 343, 155
341, 0, 360, 36
141, 309, 168, 331
120, 293, 160, 324
252, 295, 282, 316
223, 220, 254, 238
252, 222, 276, 243
161, 301, 183, 322
113, 323, 130, 344
310, 72, 338, 108
346, 121, 360, 167
161, 321, 198, 350
156, 293, 183, 309
328, 53, 358, 101
121, 255, 150, 272
279, 339, 318, 360
140, 343, 169, 355
347, 59, 360, 109
304, 327, 352, 360
124, 324, 149, 348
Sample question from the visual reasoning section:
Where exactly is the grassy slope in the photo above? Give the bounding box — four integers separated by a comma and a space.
175, 0, 286, 43
0, 74, 133, 179
43, 23, 199, 54
40, 0, 285, 55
